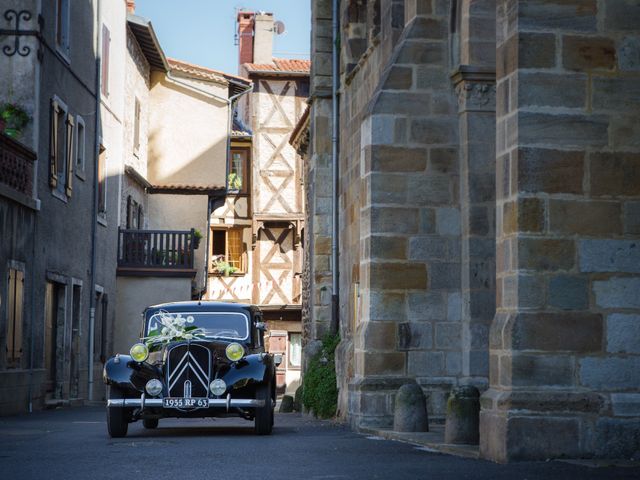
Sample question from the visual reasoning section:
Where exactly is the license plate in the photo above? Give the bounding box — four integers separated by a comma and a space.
163, 397, 208, 409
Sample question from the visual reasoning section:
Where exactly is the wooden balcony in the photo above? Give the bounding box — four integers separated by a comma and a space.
0, 132, 37, 209
117, 228, 198, 277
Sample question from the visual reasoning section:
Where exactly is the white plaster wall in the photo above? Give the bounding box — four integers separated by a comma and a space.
113, 276, 192, 355
148, 72, 229, 188
147, 193, 209, 290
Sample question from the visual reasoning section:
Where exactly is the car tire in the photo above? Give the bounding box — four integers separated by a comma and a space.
254, 382, 273, 435
143, 418, 159, 429
107, 386, 129, 438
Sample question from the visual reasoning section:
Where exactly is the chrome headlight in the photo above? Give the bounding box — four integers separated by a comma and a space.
210, 379, 227, 396
145, 378, 163, 397
225, 342, 244, 362
130, 343, 149, 363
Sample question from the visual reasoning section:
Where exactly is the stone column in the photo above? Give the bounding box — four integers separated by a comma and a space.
349, 0, 463, 428
306, 0, 334, 347
453, 66, 495, 389
480, 0, 640, 462
452, 0, 497, 392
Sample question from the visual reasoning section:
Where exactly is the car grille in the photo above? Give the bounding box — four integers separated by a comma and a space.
166, 343, 211, 398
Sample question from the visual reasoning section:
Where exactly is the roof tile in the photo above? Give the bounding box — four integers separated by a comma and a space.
244, 58, 311, 74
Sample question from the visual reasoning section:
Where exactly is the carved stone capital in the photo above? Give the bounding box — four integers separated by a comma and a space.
451, 66, 496, 113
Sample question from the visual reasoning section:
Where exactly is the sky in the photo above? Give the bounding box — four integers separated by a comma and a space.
135, 0, 311, 75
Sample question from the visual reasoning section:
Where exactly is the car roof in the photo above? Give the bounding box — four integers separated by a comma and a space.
144, 301, 259, 316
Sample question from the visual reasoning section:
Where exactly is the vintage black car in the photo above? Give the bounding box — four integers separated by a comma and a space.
103, 301, 276, 437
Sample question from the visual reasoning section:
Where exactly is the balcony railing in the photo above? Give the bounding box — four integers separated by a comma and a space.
0, 132, 36, 198
117, 228, 196, 271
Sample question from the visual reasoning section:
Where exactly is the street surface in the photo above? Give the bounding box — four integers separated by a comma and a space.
0, 407, 638, 479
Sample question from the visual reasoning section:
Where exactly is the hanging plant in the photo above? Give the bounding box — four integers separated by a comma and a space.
0, 102, 31, 139
192, 229, 203, 249
228, 172, 242, 191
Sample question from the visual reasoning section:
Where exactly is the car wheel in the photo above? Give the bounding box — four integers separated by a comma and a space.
254, 382, 273, 435
106, 386, 129, 438
143, 418, 159, 429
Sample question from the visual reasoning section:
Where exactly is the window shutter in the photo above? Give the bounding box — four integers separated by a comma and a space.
14, 270, 24, 360
65, 114, 75, 196
50, 100, 59, 188
6, 270, 15, 359
126, 196, 132, 228
101, 25, 110, 96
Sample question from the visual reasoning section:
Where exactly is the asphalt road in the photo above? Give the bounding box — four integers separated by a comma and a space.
0, 406, 638, 480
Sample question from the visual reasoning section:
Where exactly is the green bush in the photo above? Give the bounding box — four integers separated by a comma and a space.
302, 333, 339, 419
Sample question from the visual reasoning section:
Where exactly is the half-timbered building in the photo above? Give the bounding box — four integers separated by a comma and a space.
206, 11, 309, 394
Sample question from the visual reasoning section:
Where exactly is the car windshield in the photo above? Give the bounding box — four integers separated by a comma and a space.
146, 311, 250, 341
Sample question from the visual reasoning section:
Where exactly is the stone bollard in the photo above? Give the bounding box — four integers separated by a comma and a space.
393, 382, 429, 432
444, 385, 480, 444
279, 395, 294, 413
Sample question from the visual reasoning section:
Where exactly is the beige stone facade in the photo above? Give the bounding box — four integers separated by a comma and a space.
306, 0, 640, 461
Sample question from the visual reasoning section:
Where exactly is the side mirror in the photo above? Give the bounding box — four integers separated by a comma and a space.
274, 354, 283, 367
256, 322, 267, 331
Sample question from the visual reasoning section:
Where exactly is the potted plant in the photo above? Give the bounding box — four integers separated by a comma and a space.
0, 102, 31, 139
192, 229, 203, 249
212, 258, 238, 276
228, 172, 242, 192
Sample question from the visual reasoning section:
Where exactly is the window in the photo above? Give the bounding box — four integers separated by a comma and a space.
289, 333, 301, 368
98, 146, 107, 214
101, 25, 110, 97
133, 98, 141, 153
75, 116, 85, 176
126, 196, 144, 229
5, 268, 24, 368
56, 0, 70, 57
49, 97, 74, 197
211, 228, 245, 273
228, 149, 248, 193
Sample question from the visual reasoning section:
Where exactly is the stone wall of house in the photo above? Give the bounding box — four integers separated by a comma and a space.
303, 1, 335, 356
480, 0, 640, 462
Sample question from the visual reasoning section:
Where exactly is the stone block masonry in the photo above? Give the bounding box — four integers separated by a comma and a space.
480, 0, 640, 463
307, 0, 640, 462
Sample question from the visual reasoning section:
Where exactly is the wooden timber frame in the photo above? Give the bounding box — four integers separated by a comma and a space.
251, 217, 304, 306
247, 74, 307, 308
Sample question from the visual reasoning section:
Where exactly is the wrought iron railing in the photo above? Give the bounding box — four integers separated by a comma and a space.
0, 132, 36, 197
117, 228, 196, 269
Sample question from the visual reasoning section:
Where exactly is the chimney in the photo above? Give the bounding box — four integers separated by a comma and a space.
237, 11, 255, 66
253, 13, 274, 65
126, 1, 135, 14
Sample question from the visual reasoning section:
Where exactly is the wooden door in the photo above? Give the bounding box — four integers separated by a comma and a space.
268, 330, 287, 391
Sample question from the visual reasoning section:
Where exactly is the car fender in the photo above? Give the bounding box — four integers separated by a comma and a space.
221, 353, 275, 391
103, 355, 162, 396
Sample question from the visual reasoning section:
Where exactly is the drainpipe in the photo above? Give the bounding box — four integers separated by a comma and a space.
88, 0, 102, 402
331, 0, 340, 333
27, 209, 37, 412
164, 71, 252, 298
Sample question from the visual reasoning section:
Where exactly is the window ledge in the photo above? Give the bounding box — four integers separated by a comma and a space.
51, 188, 68, 204
97, 213, 107, 227
209, 272, 246, 277
75, 169, 86, 181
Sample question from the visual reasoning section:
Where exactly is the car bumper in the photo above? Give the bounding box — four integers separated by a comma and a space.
107, 396, 265, 410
